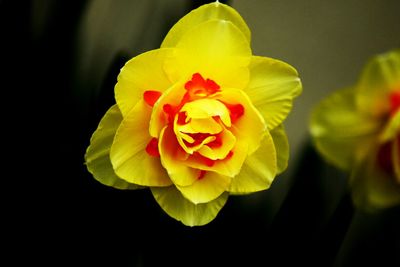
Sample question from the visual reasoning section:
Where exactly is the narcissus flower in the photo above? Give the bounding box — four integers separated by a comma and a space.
310, 49, 400, 211
85, 2, 301, 226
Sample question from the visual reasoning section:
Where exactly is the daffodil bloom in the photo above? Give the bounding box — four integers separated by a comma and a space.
85, 2, 301, 226
311, 49, 400, 211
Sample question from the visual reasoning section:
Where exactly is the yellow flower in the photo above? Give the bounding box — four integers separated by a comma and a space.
85, 2, 301, 226
310, 49, 400, 211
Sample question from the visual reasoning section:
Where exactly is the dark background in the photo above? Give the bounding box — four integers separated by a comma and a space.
4, 0, 399, 265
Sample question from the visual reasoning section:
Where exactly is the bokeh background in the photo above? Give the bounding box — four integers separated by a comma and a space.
5, 0, 399, 265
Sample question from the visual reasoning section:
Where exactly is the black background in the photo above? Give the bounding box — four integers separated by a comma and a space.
3, 1, 399, 266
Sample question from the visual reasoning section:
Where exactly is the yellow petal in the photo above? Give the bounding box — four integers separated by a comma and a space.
164, 19, 251, 89
350, 150, 400, 211
228, 131, 277, 195
115, 48, 173, 118
110, 100, 172, 186
270, 124, 289, 175
310, 87, 381, 170
197, 129, 236, 160
184, 137, 248, 178
218, 88, 266, 155
159, 125, 199, 187
246, 56, 302, 130
149, 81, 186, 138
180, 98, 231, 127
177, 171, 231, 204
151, 186, 228, 226
356, 49, 400, 117
85, 105, 142, 189
178, 117, 222, 134
379, 111, 400, 143
175, 132, 215, 155
161, 2, 250, 48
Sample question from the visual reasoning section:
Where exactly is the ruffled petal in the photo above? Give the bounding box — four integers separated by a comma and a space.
246, 56, 302, 130
270, 124, 289, 174
110, 101, 172, 186
310, 87, 381, 170
356, 49, 400, 117
218, 88, 266, 155
149, 81, 186, 138
180, 98, 231, 127
151, 186, 229, 227
197, 129, 236, 160
228, 131, 277, 194
164, 19, 251, 89
161, 2, 250, 48
350, 149, 400, 211
178, 117, 223, 134
115, 48, 173, 118
183, 135, 248, 178
176, 171, 231, 204
85, 105, 142, 189
158, 125, 199, 186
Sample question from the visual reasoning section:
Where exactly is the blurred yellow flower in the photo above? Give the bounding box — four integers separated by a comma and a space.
85, 2, 301, 226
311, 49, 400, 211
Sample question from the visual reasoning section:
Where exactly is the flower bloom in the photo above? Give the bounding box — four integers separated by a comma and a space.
85, 2, 301, 226
310, 49, 400, 210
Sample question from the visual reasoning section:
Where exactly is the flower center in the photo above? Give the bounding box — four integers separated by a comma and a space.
172, 74, 242, 161
145, 73, 245, 177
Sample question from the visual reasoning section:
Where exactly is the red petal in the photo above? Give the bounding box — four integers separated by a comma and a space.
145, 138, 160, 157
207, 134, 223, 148
205, 79, 220, 94
185, 133, 211, 147
198, 170, 207, 180
163, 104, 178, 124
224, 103, 244, 123
192, 73, 205, 85
143, 90, 162, 107
225, 151, 234, 160
177, 112, 187, 125
193, 152, 215, 167
390, 90, 400, 116
184, 73, 220, 98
